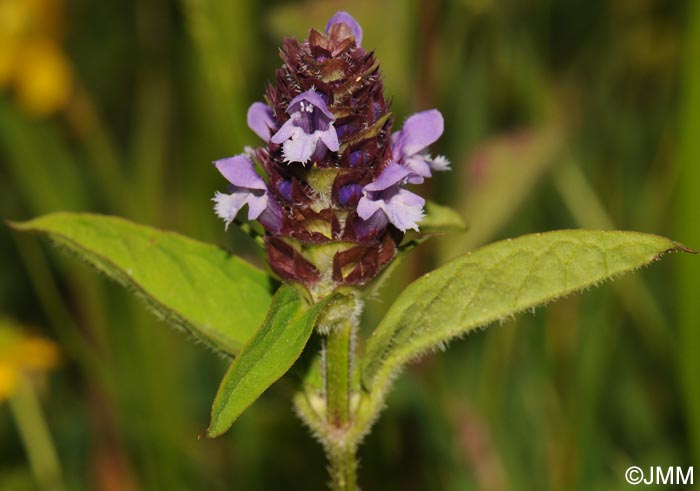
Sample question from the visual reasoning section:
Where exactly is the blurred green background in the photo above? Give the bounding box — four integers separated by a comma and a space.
1, 0, 698, 489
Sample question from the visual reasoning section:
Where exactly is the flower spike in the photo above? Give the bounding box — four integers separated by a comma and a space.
212, 12, 450, 295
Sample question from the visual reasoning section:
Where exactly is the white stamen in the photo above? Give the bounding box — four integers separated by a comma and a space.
299, 101, 314, 113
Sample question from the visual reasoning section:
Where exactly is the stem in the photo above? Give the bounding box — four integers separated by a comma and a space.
325, 319, 352, 426
323, 311, 359, 490
295, 294, 364, 490
328, 443, 358, 491
8, 376, 66, 491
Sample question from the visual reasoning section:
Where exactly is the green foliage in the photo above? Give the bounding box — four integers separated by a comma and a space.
676, 0, 700, 466
443, 124, 564, 255
206, 286, 338, 437
363, 231, 690, 393
417, 201, 466, 236
10, 213, 275, 355
1, 1, 697, 488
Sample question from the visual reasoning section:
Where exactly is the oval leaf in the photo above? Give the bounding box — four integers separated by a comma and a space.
363, 230, 692, 391
206, 286, 337, 437
9, 212, 274, 355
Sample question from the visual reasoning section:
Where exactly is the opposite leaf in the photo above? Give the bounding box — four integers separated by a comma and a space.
363, 230, 692, 391
206, 285, 337, 437
10, 213, 274, 356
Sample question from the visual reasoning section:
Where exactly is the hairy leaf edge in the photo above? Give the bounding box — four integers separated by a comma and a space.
8, 213, 275, 357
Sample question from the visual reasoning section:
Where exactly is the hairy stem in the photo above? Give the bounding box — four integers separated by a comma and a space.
325, 319, 352, 426
328, 442, 358, 491
323, 306, 359, 490
295, 293, 363, 490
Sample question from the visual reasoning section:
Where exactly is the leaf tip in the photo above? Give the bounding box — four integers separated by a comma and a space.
672, 242, 698, 254
198, 426, 222, 440
4, 218, 25, 231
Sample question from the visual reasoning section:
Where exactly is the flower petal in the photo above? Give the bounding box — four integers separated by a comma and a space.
338, 183, 364, 206
357, 193, 381, 220
429, 154, 451, 171
213, 191, 248, 230
403, 154, 432, 180
383, 188, 425, 232
287, 90, 334, 120
282, 132, 318, 163
246, 193, 269, 220
258, 201, 283, 232
270, 119, 297, 144
247, 102, 275, 142
319, 126, 340, 152
325, 11, 363, 46
394, 109, 444, 157
353, 209, 389, 238
363, 163, 412, 192
277, 179, 293, 201
214, 155, 266, 190
357, 186, 425, 232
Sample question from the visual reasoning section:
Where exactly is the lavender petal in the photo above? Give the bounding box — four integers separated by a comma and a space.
214, 155, 266, 190
353, 209, 389, 238
325, 11, 363, 46
393, 109, 444, 158
319, 126, 340, 152
403, 154, 432, 180
287, 90, 334, 120
338, 183, 364, 206
282, 130, 318, 163
383, 188, 425, 232
247, 102, 275, 142
363, 163, 412, 192
246, 193, 269, 220
270, 119, 297, 144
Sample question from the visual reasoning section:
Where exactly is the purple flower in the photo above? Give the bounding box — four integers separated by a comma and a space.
325, 11, 363, 46
212, 11, 454, 288
391, 109, 450, 183
213, 155, 282, 231
270, 90, 339, 164
357, 163, 426, 233
247, 102, 276, 142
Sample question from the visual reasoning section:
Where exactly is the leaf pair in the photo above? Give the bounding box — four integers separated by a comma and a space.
11, 213, 693, 440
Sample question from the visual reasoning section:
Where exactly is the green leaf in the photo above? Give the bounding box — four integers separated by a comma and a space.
206, 286, 336, 437
9, 212, 274, 355
363, 230, 692, 392
417, 201, 466, 236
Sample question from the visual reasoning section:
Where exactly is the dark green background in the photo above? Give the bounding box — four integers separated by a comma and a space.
1, 0, 698, 489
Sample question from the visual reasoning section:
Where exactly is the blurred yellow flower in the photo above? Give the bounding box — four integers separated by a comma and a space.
0, 318, 60, 403
0, 0, 73, 116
